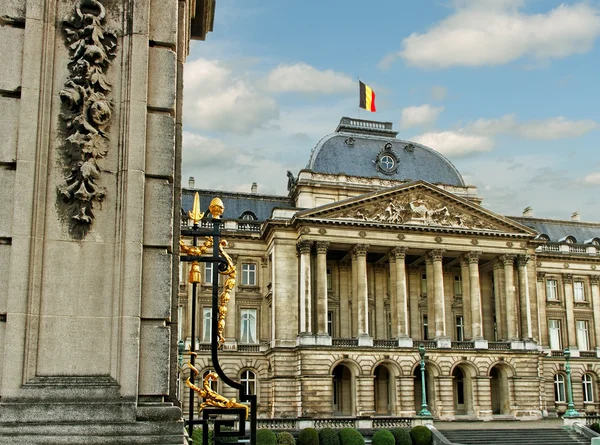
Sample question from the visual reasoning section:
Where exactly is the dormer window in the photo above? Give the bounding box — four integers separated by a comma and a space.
240, 211, 257, 221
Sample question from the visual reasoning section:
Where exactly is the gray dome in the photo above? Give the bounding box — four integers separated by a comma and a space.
306, 117, 465, 187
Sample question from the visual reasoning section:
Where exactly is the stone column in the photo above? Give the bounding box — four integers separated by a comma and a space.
474, 376, 494, 420
536, 272, 549, 348
409, 267, 420, 339
467, 251, 485, 347
517, 255, 533, 340
425, 258, 435, 340
590, 276, 600, 356
389, 254, 398, 338
315, 241, 330, 337
429, 249, 448, 342
353, 244, 371, 345
501, 255, 518, 340
563, 274, 577, 350
460, 256, 472, 340
393, 247, 409, 340
297, 240, 312, 335
398, 375, 416, 416
374, 264, 386, 340
493, 259, 505, 340
351, 252, 359, 337
224, 254, 239, 343
339, 262, 351, 338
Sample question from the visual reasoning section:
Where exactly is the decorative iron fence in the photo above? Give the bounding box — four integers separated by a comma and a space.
488, 342, 510, 351
451, 341, 474, 350
333, 338, 359, 347
373, 339, 398, 348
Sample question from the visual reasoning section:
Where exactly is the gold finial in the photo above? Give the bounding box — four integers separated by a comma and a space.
189, 261, 201, 283
209, 197, 224, 219
188, 192, 204, 224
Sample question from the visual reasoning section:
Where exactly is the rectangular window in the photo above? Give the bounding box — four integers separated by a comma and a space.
583, 375, 594, 403
421, 273, 427, 296
577, 320, 590, 351
327, 311, 334, 337
548, 319, 562, 350
205, 262, 213, 284
423, 314, 429, 340
202, 307, 212, 343
554, 375, 566, 403
574, 281, 585, 302
242, 263, 257, 286
546, 279, 558, 300
454, 275, 462, 297
327, 268, 332, 290
456, 315, 464, 341
240, 308, 257, 344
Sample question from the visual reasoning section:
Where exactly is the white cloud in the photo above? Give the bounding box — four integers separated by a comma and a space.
400, 104, 444, 129
383, 2, 600, 68
183, 58, 279, 135
265, 62, 354, 94
430, 86, 448, 101
412, 131, 494, 157
467, 114, 597, 139
583, 172, 600, 185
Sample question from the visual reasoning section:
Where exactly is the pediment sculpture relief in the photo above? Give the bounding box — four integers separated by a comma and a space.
330, 193, 499, 230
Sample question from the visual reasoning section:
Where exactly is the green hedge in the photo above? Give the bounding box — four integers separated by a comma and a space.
371, 429, 394, 445
410, 426, 432, 445
338, 428, 365, 445
319, 428, 340, 445
298, 428, 320, 445
257, 429, 278, 445
590, 422, 600, 433
277, 431, 296, 445
390, 428, 412, 445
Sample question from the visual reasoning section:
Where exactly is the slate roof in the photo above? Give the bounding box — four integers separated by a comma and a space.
182, 188, 295, 222
306, 118, 465, 187
508, 216, 600, 243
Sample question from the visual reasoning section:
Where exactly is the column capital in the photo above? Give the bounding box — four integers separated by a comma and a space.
517, 254, 530, 267
352, 244, 369, 258
315, 241, 330, 254
427, 249, 445, 262
339, 261, 349, 271
392, 246, 409, 260
563, 273, 573, 284
537, 271, 546, 282
466, 251, 482, 264
499, 254, 516, 266
492, 257, 503, 271
297, 240, 312, 254
590, 275, 600, 285
261, 256, 268, 268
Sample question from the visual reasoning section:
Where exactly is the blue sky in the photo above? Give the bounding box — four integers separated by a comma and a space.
182, 0, 600, 221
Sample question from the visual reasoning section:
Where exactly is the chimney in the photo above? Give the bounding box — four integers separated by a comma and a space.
571, 211, 580, 222
522, 206, 533, 217
251, 182, 258, 194
188, 176, 195, 188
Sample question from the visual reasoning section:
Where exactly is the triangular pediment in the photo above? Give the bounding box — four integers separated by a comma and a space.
295, 181, 536, 235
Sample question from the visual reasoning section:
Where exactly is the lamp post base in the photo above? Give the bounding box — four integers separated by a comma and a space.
417, 407, 433, 417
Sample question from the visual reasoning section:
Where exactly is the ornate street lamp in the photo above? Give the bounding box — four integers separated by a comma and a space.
177, 339, 185, 369
417, 345, 432, 417
563, 347, 580, 417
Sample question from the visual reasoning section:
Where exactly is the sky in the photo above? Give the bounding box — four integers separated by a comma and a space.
182, 0, 600, 222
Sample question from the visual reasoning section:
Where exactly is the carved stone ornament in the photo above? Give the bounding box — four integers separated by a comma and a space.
318, 228, 327, 235
537, 272, 546, 282
358, 230, 367, 238
315, 241, 330, 254
435, 236, 443, 243
397, 234, 405, 240
590, 276, 600, 285
352, 244, 369, 257
58, 0, 117, 237
297, 240, 312, 254
330, 191, 499, 231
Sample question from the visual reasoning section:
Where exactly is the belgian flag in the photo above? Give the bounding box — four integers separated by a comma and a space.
359, 81, 376, 112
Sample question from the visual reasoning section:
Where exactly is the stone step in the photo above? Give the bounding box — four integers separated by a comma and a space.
441, 428, 590, 445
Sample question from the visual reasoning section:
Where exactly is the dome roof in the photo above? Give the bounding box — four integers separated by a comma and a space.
306, 117, 465, 187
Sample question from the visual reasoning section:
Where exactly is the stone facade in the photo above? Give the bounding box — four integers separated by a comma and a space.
0, 0, 214, 443
180, 118, 600, 423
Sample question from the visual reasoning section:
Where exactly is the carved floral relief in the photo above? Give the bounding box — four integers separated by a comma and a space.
58, 0, 117, 236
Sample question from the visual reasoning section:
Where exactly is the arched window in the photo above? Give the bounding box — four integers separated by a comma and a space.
554, 374, 566, 402
583, 374, 595, 403
240, 370, 256, 395
240, 211, 257, 221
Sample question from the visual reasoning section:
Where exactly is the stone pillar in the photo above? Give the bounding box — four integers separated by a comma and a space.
425, 259, 435, 340
353, 244, 371, 344
536, 272, 549, 348
501, 255, 518, 340
398, 375, 416, 416
297, 240, 312, 334
339, 262, 351, 338
437, 376, 455, 420
493, 259, 505, 340
460, 256, 472, 340
374, 264, 386, 340
224, 254, 239, 343
467, 251, 485, 345
389, 254, 398, 338
393, 247, 409, 339
563, 274, 577, 349
590, 276, 600, 356
517, 255, 533, 340
475, 376, 493, 420
260, 256, 269, 341
408, 267, 421, 339
429, 250, 447, 340
351, 251, 359, 337
315, 241, 330, 337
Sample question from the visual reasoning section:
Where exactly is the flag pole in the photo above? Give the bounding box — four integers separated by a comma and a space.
357, 76, 361, 119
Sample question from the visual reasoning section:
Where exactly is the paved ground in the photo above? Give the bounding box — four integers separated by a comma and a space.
434, 417, 565, 430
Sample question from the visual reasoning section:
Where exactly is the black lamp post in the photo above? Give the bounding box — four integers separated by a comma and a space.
417, 345, 432, 417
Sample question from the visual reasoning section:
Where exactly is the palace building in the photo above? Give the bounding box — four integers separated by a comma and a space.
179, 117, 600, 421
